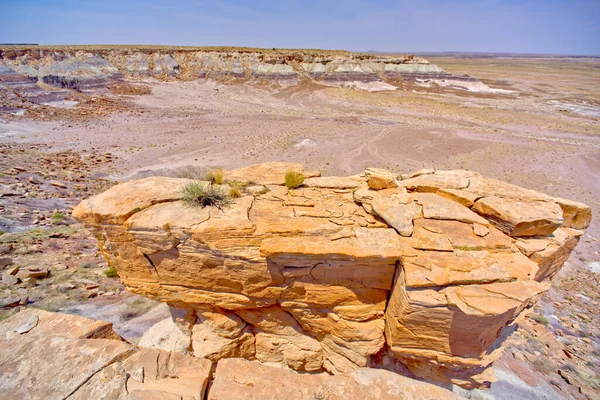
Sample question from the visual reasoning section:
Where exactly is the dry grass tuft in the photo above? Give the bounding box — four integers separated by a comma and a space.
228, 182, 243, 198
181, 181, 230, 209
204, 169, 225, 185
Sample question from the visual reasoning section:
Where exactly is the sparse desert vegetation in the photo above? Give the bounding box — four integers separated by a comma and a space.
284, 170, 305, 189
181, 181, 231, 208
204, 168, 224, 185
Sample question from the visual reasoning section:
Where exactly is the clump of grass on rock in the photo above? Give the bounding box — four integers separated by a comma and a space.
284, 170, 305, 189
182, 181, 230, 209
204, 168, 224, 185
104, 266, 119, 278
51, 212, 64, 225
228, 181, 243, 198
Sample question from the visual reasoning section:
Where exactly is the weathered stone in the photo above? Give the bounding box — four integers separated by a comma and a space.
191, 308, 255, 361
57, 282, 76, 292
72, 164, 590, 388
123, 348, 212, 400
0, 297, 20, 308
437, 188, 481, 207
527, 228, 582, 281
472, 197, 563, 237
398, 171, 471, 192
413, 192, 489, 226
385, 273, 549, 388
364, 167, 396, 190
4, 265, 19, 275
466, 176, 552, 201
72, 176, 188, 225
0, 310, 212, 400
1, 273, 18, 285
0, 310, 132, 399
402, 249, 538, 288
303, 176, 362, 189
49, 180, 67, 189
16, 269, 49, 280
472, 223, 489, 237
553, 197, 592, 230
236, 305, 323, 371
138, 317, 192, 354
409, 168, 436, 178
412, 219, 513, 251
21, 277, 37, 288
13, 314, 38, 334
371, 196, 421, 236
409, 224, 453, 251
0, 257, 12, 268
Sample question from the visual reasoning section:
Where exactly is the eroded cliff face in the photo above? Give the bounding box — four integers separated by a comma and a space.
0, 46, 491, 103
72, 162, 591, 389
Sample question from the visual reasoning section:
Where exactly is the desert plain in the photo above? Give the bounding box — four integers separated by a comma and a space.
0, 51, 599, 399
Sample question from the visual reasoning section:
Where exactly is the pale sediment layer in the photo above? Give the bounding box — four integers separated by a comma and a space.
72, 162, 591, 389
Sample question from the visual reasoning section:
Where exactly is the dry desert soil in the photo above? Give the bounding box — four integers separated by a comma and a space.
1, 55, 599, 399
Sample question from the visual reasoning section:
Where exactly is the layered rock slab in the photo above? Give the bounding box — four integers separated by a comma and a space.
73, 163, 590, 389
1, 47, 497, 93
0, 309, 212, 400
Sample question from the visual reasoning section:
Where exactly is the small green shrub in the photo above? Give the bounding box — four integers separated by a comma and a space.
284, 171, 305, 189
229, 182, 243, 198
532, 314, 549, 326
52, 212, 64, 225
181, 181, 230, 209
0, 230, 4, 236
104, 266, 119, 278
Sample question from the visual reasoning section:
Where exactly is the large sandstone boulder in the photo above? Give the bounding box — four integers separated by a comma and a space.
73, 163, 591, 389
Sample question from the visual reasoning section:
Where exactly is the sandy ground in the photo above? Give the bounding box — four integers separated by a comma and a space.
1, 56, 599, 398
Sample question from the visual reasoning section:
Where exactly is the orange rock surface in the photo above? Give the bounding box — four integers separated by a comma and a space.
73, 163, 591, 388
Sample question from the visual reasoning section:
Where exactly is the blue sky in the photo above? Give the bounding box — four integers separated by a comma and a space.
1, 0, 599, 55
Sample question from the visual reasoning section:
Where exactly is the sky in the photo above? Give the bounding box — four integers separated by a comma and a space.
1, 0, 599, 55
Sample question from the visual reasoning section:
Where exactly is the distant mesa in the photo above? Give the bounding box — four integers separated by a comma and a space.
0, 43, 39, 46
0, 46, 508, 110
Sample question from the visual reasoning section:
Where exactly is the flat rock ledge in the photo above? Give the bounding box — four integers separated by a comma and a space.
72, 163, 591, 389
0, 309, 460, 400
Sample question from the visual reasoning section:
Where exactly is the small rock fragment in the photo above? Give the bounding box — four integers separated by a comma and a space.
57, 283, 76, 292
14, 315, 39, 334
364, 168, 397, 190
49, 180, 67, 189
473, 223, 489, 237
0, 297, 20, 307
409, 168, 435, 178
0, 258, 13, 268
2, 274, 19, 285
4, 265, 19, 275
